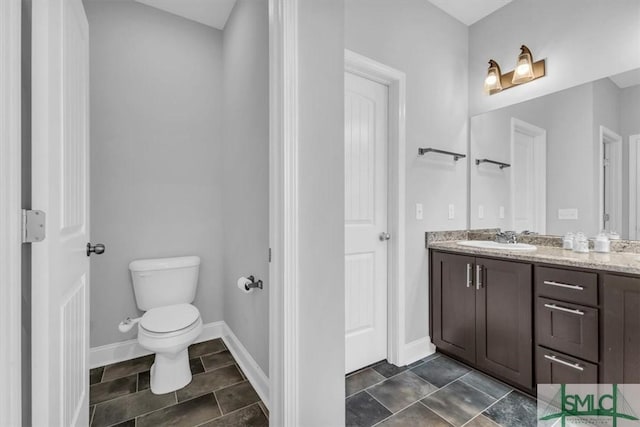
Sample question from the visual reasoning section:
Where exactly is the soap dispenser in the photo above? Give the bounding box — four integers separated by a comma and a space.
594, 231, 610, 253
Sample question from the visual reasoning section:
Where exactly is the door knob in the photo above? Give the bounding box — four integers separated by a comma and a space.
379, 232, 391, 241
86, 243, 106, 257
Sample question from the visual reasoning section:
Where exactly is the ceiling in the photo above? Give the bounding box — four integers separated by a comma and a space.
609, 68, 640, 89
427, 0, 513, 26
134, 0, 236, 30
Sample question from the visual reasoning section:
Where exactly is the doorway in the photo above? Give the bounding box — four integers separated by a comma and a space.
599, 126, 623, 234
510, 118, 547, 234
628, 134, 640, 239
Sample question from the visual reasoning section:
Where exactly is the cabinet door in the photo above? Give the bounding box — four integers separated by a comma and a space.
603, 274, 640, 383
476, 258, 533, 389
431, 252, 476, 364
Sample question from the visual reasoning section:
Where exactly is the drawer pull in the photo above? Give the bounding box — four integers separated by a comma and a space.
544, 303, 585, 316
466, 263, 473, 288
543, 280, 584, 291
544, 354, 584, 371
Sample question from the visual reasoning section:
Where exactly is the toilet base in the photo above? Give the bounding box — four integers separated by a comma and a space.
150, 349, 192, 394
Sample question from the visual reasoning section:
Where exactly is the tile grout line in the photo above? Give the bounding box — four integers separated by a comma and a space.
461, 413, 501, 427
461, 390, 515, 427
457, 370, 512, 402
346, 355, 442, 398
418, 400, 461, 426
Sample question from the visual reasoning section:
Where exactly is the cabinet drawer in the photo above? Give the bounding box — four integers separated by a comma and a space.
536, 346, 598, 384
536, 266, 598, 306
536, 297, 599, 362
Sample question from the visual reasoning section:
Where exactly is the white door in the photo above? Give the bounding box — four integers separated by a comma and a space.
629, 135, 640, 239
601, 126, 623, 234
32, 0, 91, 425
344, 72, 388, 374
510, 119, 546, 234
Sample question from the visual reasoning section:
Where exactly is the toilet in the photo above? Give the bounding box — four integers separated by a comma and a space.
127, 256, 203, 394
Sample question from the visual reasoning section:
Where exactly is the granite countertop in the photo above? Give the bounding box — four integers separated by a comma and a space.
428, 240, 640, 276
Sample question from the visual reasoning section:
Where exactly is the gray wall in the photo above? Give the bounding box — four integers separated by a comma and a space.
470, 83, 597, 235
345, 0, 469, 343
469, 0, 640, 115
85, 1, 225, 347
297, 0, 345, 424
221, 0, 270, 375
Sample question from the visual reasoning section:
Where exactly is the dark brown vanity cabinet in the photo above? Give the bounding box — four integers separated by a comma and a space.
431, 251, 533, 390
603, 274, 640, 384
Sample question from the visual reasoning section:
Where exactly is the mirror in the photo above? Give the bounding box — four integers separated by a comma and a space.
470, 68, 640, 239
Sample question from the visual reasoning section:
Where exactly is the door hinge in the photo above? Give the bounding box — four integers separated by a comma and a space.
22, 209, 46, 243
268, 248, 272, 263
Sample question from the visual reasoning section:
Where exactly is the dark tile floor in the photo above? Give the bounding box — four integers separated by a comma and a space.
89, 338, 268, 427
346, 353, 538, 427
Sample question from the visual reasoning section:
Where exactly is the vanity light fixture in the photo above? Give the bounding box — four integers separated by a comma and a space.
484, 44, 546, 95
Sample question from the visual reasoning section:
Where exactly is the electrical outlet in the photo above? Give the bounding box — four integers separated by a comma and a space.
499, 206, 505, 219
448, 204, 455, 220
558, 208, 578, 220
416, 203, 423, 220
478, 205, 484, 219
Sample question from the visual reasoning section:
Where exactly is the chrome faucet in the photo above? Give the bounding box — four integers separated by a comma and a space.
495, 230, 517, 244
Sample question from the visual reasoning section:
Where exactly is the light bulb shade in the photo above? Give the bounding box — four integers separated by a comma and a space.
484, 60, 503, 94
512, 45, 535, 84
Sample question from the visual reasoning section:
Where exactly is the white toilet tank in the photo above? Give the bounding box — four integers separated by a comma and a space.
129, 256, 200, 311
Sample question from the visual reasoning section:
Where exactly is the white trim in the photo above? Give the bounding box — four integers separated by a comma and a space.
269, 0, 299, 425
510, 118, 547, 234
629, 134, 640, 239
344, 49, 407, 366
598, 126, 623, 232
89, 321, 270, 408
0, 0, 23, 425
222, 325, 270, 408
400, 337, 436, 366
89, 321, 226, 369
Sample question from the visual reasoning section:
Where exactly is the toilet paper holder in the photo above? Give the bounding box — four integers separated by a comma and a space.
245, 275, 263, 291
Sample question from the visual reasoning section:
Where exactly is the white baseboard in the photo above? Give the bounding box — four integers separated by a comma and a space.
399, 336, 436, 366
222, 325, 270, 408
89, 320, 269, 409
89, 321, 226, 369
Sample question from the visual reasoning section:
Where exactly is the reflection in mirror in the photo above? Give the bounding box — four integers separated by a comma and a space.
470, 68, 640, 239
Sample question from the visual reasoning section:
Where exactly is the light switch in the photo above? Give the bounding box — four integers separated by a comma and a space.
416, 203, 423, 220
558, 208, 578, 220
478, 205, 484, 219
499, 206, 505, 219
448, 204, 455, 220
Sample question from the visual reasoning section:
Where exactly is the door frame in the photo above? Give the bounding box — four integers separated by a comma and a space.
0, 0, 23, 425
268, 0, 299, 425
344, 49, 407, 366
510, 118, 547, 234
599, 125, 623, 232
628, 134, 640, 239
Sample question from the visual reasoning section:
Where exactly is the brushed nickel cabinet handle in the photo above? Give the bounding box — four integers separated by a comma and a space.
543, 280, 584, 291
466, 263, 473, 288
544, 354, 584, 371
543, 303, 584, 316
476, 265, 483, 290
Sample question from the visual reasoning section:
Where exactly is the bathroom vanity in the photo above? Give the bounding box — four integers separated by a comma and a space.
427, 234, 640, 395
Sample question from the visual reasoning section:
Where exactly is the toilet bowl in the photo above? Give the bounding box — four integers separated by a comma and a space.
126, 256, 203, 394
137, 303, 203, 394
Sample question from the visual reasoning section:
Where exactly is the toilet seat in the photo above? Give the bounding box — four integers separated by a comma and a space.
140, 303, 200, 336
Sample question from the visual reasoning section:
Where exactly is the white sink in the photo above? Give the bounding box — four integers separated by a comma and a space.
457, 240, 537, 251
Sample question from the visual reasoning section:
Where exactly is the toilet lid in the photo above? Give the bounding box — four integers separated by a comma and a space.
141, 303, 200, 333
